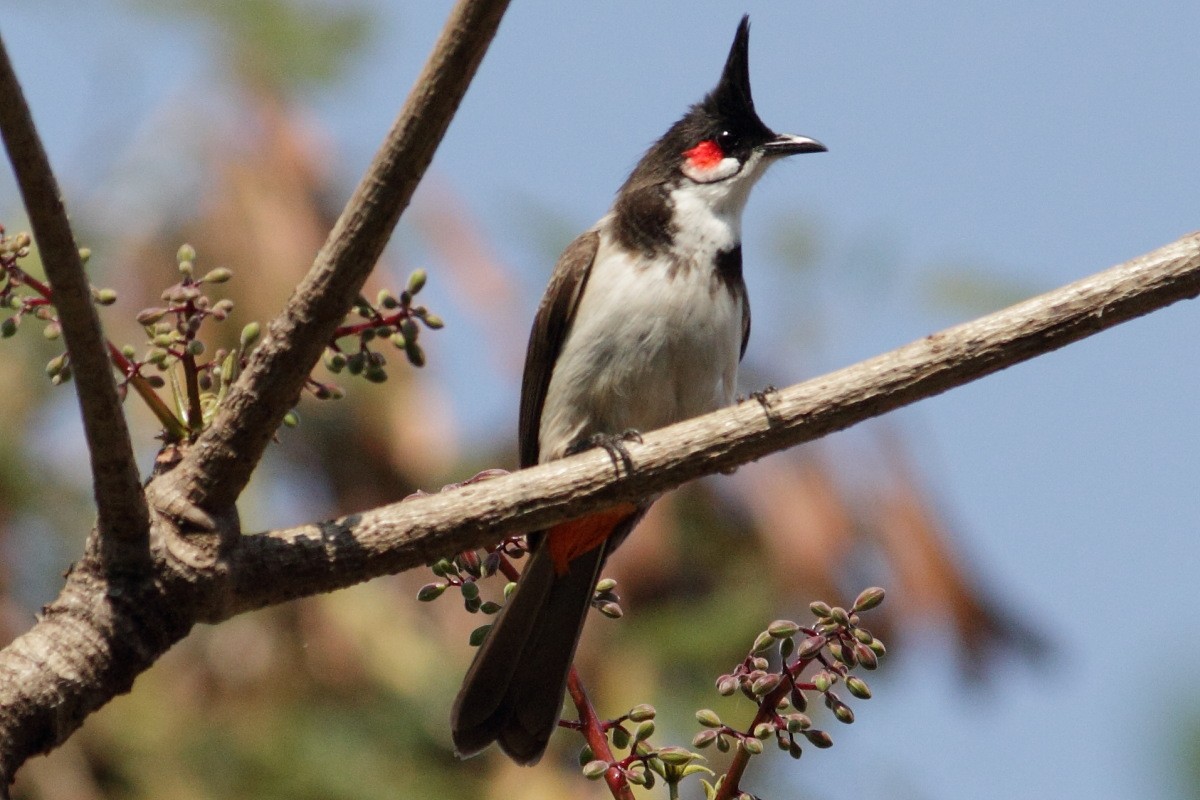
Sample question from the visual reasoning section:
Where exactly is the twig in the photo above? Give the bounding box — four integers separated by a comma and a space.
165, 0, 512, 514
493, 550, 632, 798
566, 670, 636, 800
0, 33, 149, 566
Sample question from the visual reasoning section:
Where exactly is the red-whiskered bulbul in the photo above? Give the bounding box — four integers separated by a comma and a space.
451, 15, 825, 765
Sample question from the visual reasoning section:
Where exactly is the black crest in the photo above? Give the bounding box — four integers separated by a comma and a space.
614, 16, 777, 252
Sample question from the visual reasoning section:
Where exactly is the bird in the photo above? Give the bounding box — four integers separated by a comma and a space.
451, 15, 825, 765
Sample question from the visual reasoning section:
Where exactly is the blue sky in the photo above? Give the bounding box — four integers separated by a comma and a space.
4, 2, 1200, 798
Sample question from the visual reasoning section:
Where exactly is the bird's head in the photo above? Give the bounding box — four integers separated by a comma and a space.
621, 16, 825, 203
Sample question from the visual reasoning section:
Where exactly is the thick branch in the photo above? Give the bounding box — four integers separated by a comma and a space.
1, 232, 1197, 783
165, 0, 511, 513
0, 34, 149, 565
217, 231, 1200, 616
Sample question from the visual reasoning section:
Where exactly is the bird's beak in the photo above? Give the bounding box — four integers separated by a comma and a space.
761, 133, 827, 157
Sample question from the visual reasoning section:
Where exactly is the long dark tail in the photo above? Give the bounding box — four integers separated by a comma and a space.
450, 539, 607, 764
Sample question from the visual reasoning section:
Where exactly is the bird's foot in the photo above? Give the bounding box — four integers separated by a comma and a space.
567, 430, 643, 474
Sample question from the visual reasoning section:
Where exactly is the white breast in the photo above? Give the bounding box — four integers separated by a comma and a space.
538, 210, 744, 463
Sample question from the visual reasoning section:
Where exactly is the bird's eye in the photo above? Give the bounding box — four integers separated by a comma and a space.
716, 130, 739, 153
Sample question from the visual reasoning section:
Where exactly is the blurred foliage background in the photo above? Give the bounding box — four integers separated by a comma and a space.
1, 2, 1196, 799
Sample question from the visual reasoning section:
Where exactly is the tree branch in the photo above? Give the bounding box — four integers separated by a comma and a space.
0, 33, 149, 568
213, 231, 1200, 617
163, 0, 512, 514
0, 226, 1196, 781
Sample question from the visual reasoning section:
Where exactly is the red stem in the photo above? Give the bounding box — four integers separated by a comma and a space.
492, 547, 633, 799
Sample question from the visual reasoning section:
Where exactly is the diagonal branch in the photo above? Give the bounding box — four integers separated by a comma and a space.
0, 33, 149, 567
0, 232, 1197, 783
215, 231, 1200, 617
164, 0, 512, 514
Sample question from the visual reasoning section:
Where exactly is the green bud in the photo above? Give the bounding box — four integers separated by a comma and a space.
388, 332, 406, 349
136, 307, 168, 325
479, 601, 502, 615
716, 675, 738, 696
833, 702, 855, 725
634, 720, 655, 742
186, 339, 204, 356
177, 243, 196, 263
786, 713, 812, 733
405, 340, 425, 367
715, 734, 730, 753
378, 289, 398, 308
52, 364, 72, 384
416, 582, 447, 601
430, 558, 453, 577
830, 606, 851, 627
611, 725, 631, 750
657, 746, 694, 766
407, 269, 427, 295
803, 729, 833, 749
853, 586, 886, 612
145, 375, 165, 389
77, 247, 91, 265
846, 676, 872, 699
693, 730, 718, 749
696, 709, 722, 728
856, 643, 880, 670
797, 635, 826, 660
364, 366, 388, 383
869, 639, 887, 657
809, 601, 832, 618
627, 704, 655, 723
751, 631, 775, 654
768, 619, 801, 638
240, 321, 261, 349
594, 577, 617, 592
460, 580, 479, 601
93, 288, 118, 305
178, 260, 194, 276
742, 738, 764, 756
751, 673, 782, 696
282, 410, 299, 428
45, 353, 67, 376
503, 581, 517, 600
121, 344, 137, 358
830, 643, 856, 667
468, 624, 491, 647
752, 722, 774, 740
812, 672, 832, 693
598, 601, 622, 619
854, 627, 874, 644
421, 312, 445, 329
202, 267, 232, 284
581, 760, 608, 780
324, 352, 347, 372
1, 317, 18, 338
788, 741, 803, 759
578, 744, 594, 766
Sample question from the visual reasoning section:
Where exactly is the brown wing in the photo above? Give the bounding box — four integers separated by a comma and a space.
740, 284, 751, 359
518, 229, 601, 468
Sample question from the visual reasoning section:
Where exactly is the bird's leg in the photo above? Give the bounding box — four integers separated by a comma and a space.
566, 430, 643, 475
742, 384, 778, 415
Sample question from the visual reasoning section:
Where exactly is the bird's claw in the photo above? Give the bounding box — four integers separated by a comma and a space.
568, 430, 642, 474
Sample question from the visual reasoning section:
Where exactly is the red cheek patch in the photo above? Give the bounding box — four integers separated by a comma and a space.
684, 139, 724, 171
